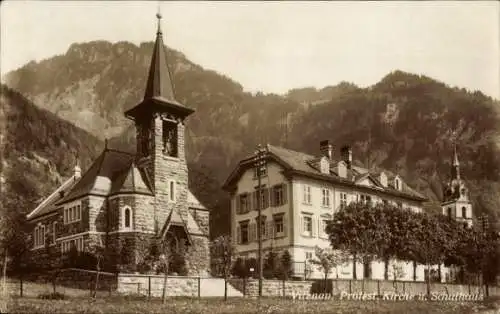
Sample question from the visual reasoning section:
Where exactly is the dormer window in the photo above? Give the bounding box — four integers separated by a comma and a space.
379, 172, 387, 187
320, 157, 329, 174
337, 161, 347, 178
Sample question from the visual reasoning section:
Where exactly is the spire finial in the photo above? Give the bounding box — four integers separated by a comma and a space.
156, 4, 162, 34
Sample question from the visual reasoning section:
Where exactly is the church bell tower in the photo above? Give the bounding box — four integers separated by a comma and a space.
441, 143, 473, 228
124, 12, 195, 233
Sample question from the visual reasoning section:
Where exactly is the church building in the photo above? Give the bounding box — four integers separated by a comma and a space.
26, 13, 210, 275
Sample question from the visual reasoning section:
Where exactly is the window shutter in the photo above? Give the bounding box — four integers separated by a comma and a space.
270, 187, 276, 207
236, 225, 241, 244
251, 192, 256, 211
312, 217, 316, 237
262, 222, 267, 240
253, 223, 258, 242
300, 216, 304, 234
282, 184, 287, 205
248, 223, 254, 242
283, 216, 288, 237
263, 188, 270, 209
236, 196, 241, 214
248, 224, 253, 242
266, 221, 272, 239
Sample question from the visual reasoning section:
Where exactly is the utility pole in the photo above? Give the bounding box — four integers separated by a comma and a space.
255, 144, 266, 297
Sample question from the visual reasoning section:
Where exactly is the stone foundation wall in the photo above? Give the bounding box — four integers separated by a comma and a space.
185, 235, 210, 276
117, 274, 199, 297
25, 268, 117, 291
228, 279, 500, 297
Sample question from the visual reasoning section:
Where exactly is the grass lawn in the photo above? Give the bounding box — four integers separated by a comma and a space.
2, 280, 500, 313
3, 296, 500, 314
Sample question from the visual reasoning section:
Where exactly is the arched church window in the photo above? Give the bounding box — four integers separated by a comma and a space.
123, 206, 132, 230
125, 209, 130, 228
461, 206, 466, 218
460, 188, 466, 196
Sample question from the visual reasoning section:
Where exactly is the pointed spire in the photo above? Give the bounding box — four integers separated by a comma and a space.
144, 10, 177, 102
452, 143, 460, 167
451, 142, 460, 180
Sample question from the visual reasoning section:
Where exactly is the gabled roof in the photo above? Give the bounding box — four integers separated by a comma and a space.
160, 209, 193, 245
109, 163, 153, 196
223, 144, 427, 202
26, 175, 79, 220
187, 190, 207, 210
55, 148, 153, 205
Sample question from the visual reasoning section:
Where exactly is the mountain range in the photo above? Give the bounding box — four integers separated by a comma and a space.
2, 40, 500, 236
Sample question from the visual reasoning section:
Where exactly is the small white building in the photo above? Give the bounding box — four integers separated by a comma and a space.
223, 141, 428, 281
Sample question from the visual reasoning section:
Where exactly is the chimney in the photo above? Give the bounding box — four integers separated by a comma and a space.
340, 145, 352, 169
320, 140, 333, 159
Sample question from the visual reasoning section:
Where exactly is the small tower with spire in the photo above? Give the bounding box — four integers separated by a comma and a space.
74, 152, 81, 180
441, 138, 473, 228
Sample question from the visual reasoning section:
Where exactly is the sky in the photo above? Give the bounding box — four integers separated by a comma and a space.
1, 1, 499, 99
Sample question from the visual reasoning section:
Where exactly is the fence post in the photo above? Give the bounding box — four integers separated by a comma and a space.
20, 276, 23, 297
198, 277, 201, 298
403, 281, 405, 294
148, 276, 151, 299
243, 277, 246, 296
349, 280, 352, 294
377, 280, 380, 296
304, 261, 307, 280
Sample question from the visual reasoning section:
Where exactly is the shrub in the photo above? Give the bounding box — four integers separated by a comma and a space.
37, 292, 66, 300
137, 262, 152, 274
310, 280, 332, 294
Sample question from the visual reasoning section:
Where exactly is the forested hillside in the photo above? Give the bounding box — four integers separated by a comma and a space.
3, 40, 500, 235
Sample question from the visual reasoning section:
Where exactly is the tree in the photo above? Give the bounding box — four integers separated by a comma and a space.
210, 235, 236, 301
411, 212, 450, 297
44, 232, 63, 294
263, 249, 279, 279
326, 202, 387, 280
231, 257, 249, 278
279, 250, 293, 281
88, 240, 105, 299
308, 246, 346, 293
156, 232, 186, 303
390, 262, 406, 292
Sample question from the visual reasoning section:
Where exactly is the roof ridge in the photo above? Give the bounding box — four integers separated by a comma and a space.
105, 148, 135, 156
